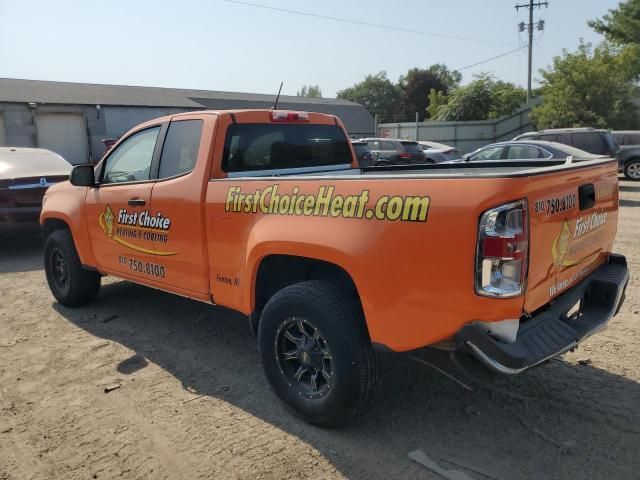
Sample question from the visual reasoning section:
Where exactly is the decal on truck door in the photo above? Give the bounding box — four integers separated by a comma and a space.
98, 204, 178, 256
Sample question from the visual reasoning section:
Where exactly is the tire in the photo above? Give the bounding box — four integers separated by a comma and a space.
258, 281, 378, 426
44, 229, 101, 307
623, 158, 640, 180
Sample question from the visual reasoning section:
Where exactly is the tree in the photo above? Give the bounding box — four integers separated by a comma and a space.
589, 0, 640, 45
426, 89, 447, 118
490, 80, 527, 118
530, 41, 638, 129
397, 65, 461, 121
434, 74, 526, 121
336, 72, 402, 121
398, 68, 447, 121
588, 0, 640, 76
425, 63, 462, 90
296, 85, 322, 98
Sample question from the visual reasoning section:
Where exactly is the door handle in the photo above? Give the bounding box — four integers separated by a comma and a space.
128, 198, 146, 206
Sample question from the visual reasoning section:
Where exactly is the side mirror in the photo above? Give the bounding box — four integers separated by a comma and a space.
70, 164, 96, 187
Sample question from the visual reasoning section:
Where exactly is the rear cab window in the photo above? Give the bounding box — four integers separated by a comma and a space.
222, 124, 352, 173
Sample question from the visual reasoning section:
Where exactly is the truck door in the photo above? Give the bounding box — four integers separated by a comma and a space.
147, 116, 213, 295
85, 125, 163, 277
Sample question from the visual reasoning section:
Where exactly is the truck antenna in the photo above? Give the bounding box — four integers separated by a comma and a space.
272, 82, 283, 109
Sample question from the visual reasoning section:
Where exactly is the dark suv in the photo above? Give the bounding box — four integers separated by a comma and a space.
612, 131, 640, 180
360, 138, 428, 165
514, 127, 619, 158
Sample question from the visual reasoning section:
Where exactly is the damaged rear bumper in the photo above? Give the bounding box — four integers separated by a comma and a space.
455, 254, 629, 375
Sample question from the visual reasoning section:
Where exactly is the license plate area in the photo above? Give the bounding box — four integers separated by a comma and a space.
563, 299, 583, 322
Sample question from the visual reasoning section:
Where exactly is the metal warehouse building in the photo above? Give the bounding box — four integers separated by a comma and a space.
0, 78, 374, 164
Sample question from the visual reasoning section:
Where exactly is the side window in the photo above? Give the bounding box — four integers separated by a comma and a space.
536, 147, 552, 158
158, 120, 203, 179
539, 134, 557, 142
380, 141, 396, 150
506, 145, 548, 159
102, 127, 160, 184
572, 133, 606, 154
470, 146, 504, 161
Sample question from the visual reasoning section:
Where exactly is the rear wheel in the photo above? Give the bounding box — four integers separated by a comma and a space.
258, 281, 378, 426
44, 230, 101, 307
624, 159, 640, 180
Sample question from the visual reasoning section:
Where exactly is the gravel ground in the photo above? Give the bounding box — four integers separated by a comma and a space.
0, 180, 638, 480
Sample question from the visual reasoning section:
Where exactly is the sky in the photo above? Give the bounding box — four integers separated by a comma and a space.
0, 0, 623, 98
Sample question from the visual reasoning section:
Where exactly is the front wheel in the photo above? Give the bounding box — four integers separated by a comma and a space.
624, 159, 640, 180
258, 281, 378, 426
44, 230, 101, 307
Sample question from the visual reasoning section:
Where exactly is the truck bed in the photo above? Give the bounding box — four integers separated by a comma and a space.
228, 157, 615, 180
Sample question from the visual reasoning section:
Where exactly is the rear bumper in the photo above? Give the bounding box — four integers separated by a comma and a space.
455, 254, 629, 375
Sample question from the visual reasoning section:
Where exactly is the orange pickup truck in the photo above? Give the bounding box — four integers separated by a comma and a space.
40, 110, 629, 425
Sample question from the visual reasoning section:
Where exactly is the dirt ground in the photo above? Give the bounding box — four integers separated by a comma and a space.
0, 180, 638, 480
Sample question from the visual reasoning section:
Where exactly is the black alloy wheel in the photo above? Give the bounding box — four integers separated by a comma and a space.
275, 317, 333, 399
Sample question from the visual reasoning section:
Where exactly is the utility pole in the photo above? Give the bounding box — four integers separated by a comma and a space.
516, 0, 548, 103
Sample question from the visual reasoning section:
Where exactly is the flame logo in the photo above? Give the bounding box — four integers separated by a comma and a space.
101, 204, 115, 239
553, 219, 571, 266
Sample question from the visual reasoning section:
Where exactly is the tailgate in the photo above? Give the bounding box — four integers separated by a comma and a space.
524, 160, 619, 313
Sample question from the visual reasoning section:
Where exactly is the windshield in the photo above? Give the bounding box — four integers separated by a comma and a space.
222, 124, 353, 172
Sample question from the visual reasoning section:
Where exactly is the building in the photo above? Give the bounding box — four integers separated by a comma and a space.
0, 78, 374, 164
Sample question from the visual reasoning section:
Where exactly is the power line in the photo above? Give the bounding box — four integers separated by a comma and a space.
456, 46, 526, 71
221, 0, 516, 46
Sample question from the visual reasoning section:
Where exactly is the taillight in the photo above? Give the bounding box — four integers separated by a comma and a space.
476, 200, 528, 297
270, 111, 309, 122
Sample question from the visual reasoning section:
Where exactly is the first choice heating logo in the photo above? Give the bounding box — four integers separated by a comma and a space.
99, 204, 177, 256
552, 210, 608, 267
225, 185, 431, 222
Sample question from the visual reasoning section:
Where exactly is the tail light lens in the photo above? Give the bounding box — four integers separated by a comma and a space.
476, 200, 528, 297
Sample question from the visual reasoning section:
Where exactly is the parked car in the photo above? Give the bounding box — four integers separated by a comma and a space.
417, 141, 461, 163
612, 131, 640, 180
350, 140, 375, 167
513, 127, 622, 166
360, 138, 428, 165
0, 147, 71, 235
41, 109, 628, 425
454, 140, 605, 163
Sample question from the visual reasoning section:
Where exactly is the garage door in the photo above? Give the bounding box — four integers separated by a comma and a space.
0, 113, 6, 146
36, 113, 89, 164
